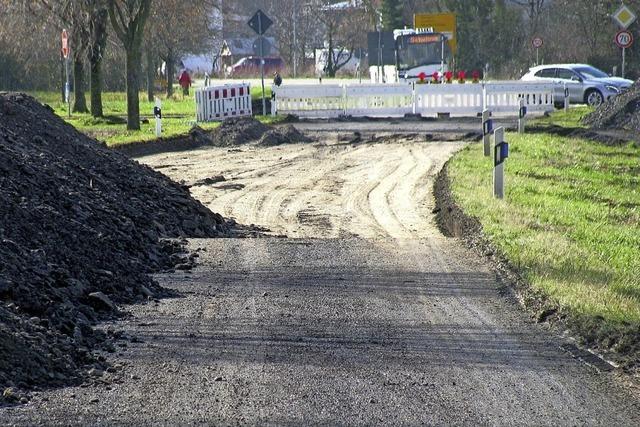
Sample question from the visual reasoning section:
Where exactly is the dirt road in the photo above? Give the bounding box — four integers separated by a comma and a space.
3, 136, 640, 425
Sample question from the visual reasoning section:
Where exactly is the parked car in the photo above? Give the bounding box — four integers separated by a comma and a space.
520, 64, 633, 107
228, 57, 284, 77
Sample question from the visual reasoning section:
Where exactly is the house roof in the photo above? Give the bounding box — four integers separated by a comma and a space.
220, 37, 280, 57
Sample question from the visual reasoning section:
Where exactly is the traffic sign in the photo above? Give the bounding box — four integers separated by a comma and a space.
613, 5, 636, 29
248, 9, 273, 35
252, 36, 271, 57
615, 30, 633, 48
532, 37, 544, 49
61, 29, 69, 59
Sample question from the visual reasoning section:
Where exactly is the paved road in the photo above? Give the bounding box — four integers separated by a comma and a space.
3, 137, 639, 425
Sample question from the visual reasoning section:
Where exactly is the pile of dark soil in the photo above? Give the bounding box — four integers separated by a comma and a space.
210, 117, 271, 146
582, 80, 640, 131
209, 117, 313, 147
258, 125, 312, 146
0, 93, 231, 402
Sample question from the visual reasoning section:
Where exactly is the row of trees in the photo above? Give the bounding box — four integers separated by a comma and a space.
2, 0, 214, 130
379, 0, 640, 78
2, 1, 639, 129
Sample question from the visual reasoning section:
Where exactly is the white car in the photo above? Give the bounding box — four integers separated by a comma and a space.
520, 64, 633, 107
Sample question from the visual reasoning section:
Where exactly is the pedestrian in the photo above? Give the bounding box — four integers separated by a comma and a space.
273, 71, 282, 87
179, 69, 192, 96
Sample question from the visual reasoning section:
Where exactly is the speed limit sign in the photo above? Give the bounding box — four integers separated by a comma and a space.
615, 30, 633, 48
532, 37, 544, 49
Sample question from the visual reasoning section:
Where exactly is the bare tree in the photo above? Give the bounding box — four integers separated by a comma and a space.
315, 1, 368, 77
147, 0, 212, 97
108, 0, 152, 130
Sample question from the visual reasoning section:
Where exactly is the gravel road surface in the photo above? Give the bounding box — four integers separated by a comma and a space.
3, 135, 639, 425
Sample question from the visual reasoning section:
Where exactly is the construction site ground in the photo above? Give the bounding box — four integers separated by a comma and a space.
3, 123, 640, 425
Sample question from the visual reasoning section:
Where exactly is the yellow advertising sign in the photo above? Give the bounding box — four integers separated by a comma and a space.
413, 13, 457, 53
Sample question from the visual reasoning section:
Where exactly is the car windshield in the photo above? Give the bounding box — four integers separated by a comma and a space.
574, 66, 608, 79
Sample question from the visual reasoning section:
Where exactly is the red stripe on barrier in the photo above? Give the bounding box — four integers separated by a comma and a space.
231, 88, 236, 97
223, 89, 228, 98
214, 90, 219, 99
239, 87, 244, 96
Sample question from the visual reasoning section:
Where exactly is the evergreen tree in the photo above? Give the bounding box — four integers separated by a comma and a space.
381, 0, 404, 30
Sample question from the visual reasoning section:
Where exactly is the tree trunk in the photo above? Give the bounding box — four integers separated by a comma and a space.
90, 57, 103, 117
125, 50, 141, 130
146, 48, 155, 102
166, 54, 175, 98
73, 57, 89, 113
88, 5, 108, 118
327, 30, 336, 78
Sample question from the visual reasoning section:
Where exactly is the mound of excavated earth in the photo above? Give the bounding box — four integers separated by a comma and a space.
582, 80, 640, 131
0, 93, 231, 403
210, 117, 312, 147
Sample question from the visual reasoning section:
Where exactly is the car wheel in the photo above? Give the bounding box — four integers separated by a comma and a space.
585, 89, 603, 108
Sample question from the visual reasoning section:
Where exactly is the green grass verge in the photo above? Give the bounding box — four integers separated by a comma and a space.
448, 134, 640, 326
30, 89, 276, 147
531, 105, 592, 128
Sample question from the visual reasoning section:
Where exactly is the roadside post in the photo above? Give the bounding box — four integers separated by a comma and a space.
154, 97, 162, 137
612, 5, 636, 79
248, 10, 273, 116
615, 30, 634, 78
61, 29, 70, 118
493, 126, 508, 199
482, 108, 492, 157
518, 98, 527, 134
532, 37, 543, 65
563, 83, 570, 112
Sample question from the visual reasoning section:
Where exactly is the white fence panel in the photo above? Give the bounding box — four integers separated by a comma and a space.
344, 84, 413, 117
195, 83, 252, 122
271, 81, 555, 119
414, 84, 484, 117
485, 82, 555, 114
272, 85, 344, 118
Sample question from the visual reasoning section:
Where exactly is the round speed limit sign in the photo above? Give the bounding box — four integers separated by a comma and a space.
615, 30, 633, 49
532, 37, 544, 49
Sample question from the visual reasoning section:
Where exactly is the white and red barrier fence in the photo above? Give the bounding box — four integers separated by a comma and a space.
272, 82, 555, 118
195, 83, 252, 122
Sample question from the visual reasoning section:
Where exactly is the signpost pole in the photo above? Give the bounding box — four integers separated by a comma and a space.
259, 16, 266, 116
536, 47, 539, 65
622, 47, 626, 79
65, 55, 70, 118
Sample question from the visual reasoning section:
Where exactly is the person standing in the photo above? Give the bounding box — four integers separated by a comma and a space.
179, 69, 192, 96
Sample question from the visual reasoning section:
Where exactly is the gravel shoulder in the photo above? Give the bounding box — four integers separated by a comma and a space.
3, 135, 640, 425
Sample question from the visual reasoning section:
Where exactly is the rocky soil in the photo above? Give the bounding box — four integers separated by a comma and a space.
0, 93, 233, 403
583, 80, 640, 131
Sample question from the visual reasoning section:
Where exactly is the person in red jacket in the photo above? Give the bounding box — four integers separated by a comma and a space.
178, 69, 192, 96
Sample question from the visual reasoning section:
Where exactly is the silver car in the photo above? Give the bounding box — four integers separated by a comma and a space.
520, 64, 633, 107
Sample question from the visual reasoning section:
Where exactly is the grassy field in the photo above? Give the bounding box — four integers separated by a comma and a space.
448, 111, 640, 331
32, 86, 275, 147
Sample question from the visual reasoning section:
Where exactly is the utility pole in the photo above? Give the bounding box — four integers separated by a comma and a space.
293, 0, 298, 78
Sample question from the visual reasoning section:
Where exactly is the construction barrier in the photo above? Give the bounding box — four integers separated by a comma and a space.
484, 81, 554, 114
268, 84, 344, 118
272, 82, 555, 118
195, 83, 252, 122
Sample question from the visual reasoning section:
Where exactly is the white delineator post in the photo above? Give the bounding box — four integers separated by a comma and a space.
564, 83, 570, 112
482, 108, 492, 157
518, 98, 526, 134
154, 97, 162, 137
493, 126, 508, 199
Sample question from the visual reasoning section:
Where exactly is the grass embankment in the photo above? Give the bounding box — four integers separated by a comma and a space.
32, 86, 276, 147
531, 105, 591, 128
448, 109, 640, 350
